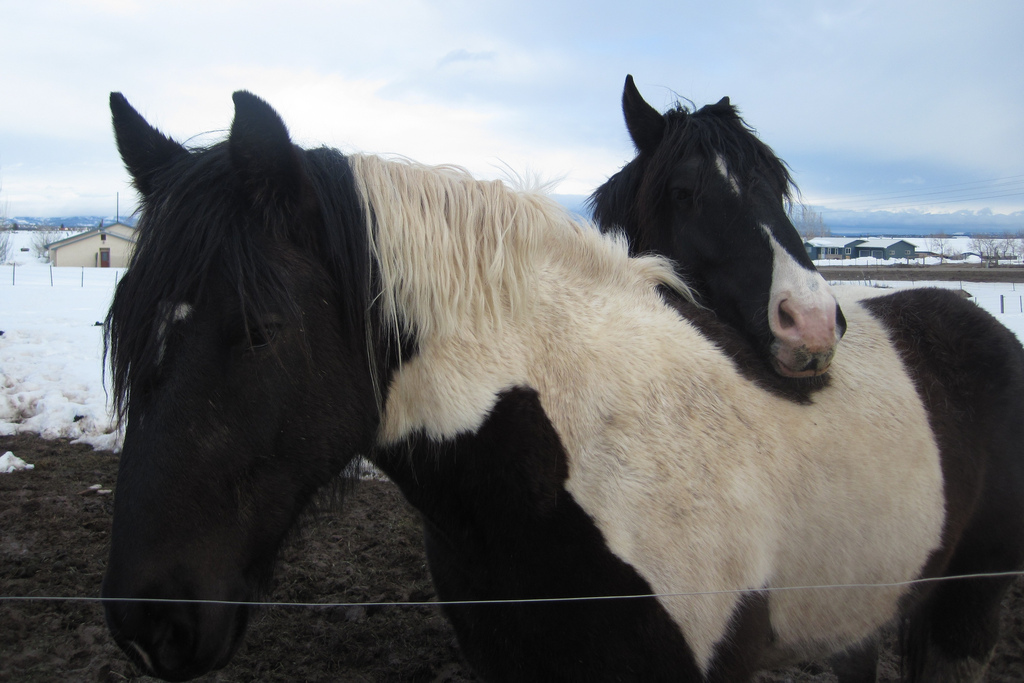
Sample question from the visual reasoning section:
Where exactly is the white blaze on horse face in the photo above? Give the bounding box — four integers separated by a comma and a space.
762, 227, 840, 377
156, 302, 193, 366
715, 154, 741, 195
172, 303, 193, 322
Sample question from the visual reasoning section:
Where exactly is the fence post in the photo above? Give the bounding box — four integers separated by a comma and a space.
81, 267, 84, 288
1000, 295, 1005, 314
50, 266, 53, 287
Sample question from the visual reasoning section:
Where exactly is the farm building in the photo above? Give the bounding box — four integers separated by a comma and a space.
804, 238, 862, 260
47, 222, 137, 267
850, 239, 917, 260
804, 237, 917, 261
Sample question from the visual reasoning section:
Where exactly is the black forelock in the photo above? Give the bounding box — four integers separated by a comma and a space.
590, 99, 795, 247
105, 141, 369, 424
659, 100, 795, 203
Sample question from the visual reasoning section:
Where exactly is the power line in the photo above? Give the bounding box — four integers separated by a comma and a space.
814, 174, 1024, 203
854, 189, 1024, 211
806, 174, 1024, 211
822, 187, 1024, 210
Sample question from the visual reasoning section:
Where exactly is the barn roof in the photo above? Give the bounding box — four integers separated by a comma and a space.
47, 222, 137, 249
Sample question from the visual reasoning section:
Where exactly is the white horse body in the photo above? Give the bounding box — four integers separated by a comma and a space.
368, 151, 943, 673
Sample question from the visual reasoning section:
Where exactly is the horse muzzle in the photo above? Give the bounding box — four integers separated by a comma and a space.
770, 340, 838, 378
768, 298, 846, 378
102, 583, 249, 681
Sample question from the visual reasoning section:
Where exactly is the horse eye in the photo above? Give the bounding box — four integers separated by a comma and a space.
671, 187, 694, 204
246, 323, 283, 351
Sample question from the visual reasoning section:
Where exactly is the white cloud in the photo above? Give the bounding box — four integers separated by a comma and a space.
2, 0, 1022, 218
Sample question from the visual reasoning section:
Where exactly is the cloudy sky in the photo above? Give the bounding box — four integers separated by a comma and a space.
3, 0, 1022, 229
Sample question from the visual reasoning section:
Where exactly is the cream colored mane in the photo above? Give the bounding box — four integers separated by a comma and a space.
347, 153, 692, 346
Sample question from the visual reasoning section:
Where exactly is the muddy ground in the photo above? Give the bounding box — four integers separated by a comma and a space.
2, 433, 1024, 682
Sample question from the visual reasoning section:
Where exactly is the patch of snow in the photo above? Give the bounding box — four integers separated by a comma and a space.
1, 231, 123, 451
1, 450, 35, 473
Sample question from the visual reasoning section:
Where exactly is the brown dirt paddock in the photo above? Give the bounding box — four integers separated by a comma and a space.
817, 263, 1024, 284
2, 433, 1024, 682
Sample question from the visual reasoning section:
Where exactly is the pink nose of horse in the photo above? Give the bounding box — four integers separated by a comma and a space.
770, 296, 842, 377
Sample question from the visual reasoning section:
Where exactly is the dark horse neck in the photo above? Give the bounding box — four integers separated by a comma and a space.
374, 386, 770, 682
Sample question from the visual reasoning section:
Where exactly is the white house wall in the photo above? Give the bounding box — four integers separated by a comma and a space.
51, 235, 134, 267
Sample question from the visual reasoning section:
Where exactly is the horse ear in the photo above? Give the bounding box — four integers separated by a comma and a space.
622, 75, 665, 155
228, 91, 303, 202
703, 96, 736, 118
708, 96, 733, 113
110, 92, 188, 199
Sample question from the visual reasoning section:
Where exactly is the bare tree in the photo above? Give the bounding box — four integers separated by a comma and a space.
928, 233, 951, 263
969, 234, 1001, 266
30, 230, 63, 262
789, 203, 830, 239
0, 166, 10, 263
0, 162, 6, 225
997, 233, 1020, 263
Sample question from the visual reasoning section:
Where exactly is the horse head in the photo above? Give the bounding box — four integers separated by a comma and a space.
101, 92, 378, 681
591, 75, 845, 378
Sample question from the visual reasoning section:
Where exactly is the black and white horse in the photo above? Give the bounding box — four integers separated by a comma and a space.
590, 75, 845, 385
102, 91, 1024, 682
593, 75, 1024, 679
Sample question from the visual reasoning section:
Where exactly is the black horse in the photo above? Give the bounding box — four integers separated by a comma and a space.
102, 91, 1024, 683
591, 75, 845, 390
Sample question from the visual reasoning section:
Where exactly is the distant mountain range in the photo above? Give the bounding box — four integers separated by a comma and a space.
821, 207, 1024, 237
6, 216, 138, 229
5, 201, 1022, 238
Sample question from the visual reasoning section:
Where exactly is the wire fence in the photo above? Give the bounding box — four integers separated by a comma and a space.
825, 277, 1024, 319
1, 264, 124, 289
3, 570, 1023, 610
4, 264, 1024, 611
6, 266, 1023, 316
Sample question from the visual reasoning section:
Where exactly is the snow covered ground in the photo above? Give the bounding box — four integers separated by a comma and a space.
1, 232, 123, 451
4, 230, 1024, 456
